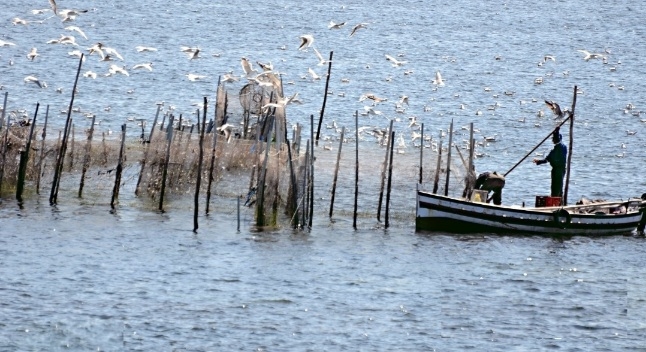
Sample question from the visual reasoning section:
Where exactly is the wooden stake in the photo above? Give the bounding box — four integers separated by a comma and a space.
256, 116, 274, 226
159, 115, 174, 212
205, 105, 219, 214
110, 124, 126, 209
16, 103, 39, 202
353, 110, 359, 229
315, 51, 334, 145
36, 105, 49, 194
385, 131, 395, 229
444, 120, 454, 197
0, 91, 7, 130
193, 97, 207, 232
78, 114, 96, 198
135, 105, 161, 196
50, 54, 84, 205
433, 134, 443, 194
377, 119, 394, 221
308, 114, 314, 228
329, 126, 345, 218
0, 92, 9, 196
419, 123, 424, 184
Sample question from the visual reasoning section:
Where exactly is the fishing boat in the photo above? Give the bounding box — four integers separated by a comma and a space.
416, 187, 646, 235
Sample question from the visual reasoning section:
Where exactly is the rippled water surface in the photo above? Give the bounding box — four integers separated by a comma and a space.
2, 0, 646, 350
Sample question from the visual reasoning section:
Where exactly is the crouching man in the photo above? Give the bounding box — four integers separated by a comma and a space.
474, 171, 506, 205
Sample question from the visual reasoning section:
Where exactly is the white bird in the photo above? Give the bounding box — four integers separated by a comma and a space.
27, 48, 39, 61
187, 73, 207, 81
216, 123, 235, 143
64, 26, 87, 40
308, 68, 321, 80
240, 57, 257, 76
12, 17, 29, 25
577, 49, 604, 61
222, 73, 239, 83
350, 23, 368, 37
135, 46, 157, 52
0, 40, 16, 47
108, 64, 129, 77
103, 46, 124, 60
83, 71, 97, 79
48, 0, 57, 15
313, 47, 330, 65
24, 76, 46, 88
256, 61, 273, 71
385, 54, 407, 67
544, 55, 556, 63
132, 62, 153, 71
432, 71, 445, 86
187, 48, 200, 60
328, 21, 346, 29
298, 34, 314, 50
68, 50, 86, 61
58, 35, 79, 46
87, 42, 105, 59
261, 92, 300, 111
59, 9, 88, 22
544, 100, 563, 118
180, 46, 198, 53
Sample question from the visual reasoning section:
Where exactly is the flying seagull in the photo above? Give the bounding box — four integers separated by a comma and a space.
298, 34, 314, 50
328, 21, 346, 29
544, 100, 563, 118
350, 23, 368, 37
27, 47, 39, 61
48, 0, 57, 15
385, 54, 407, 67
432, 71, 445, 86
240, 57, 257, 76
64, 26, 87, 40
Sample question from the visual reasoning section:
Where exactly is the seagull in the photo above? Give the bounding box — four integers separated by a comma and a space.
256, 61, 273, 71
12, 17, 29, 25
24, 76, 46, 88
432, 71, 445, 86
216, 123, 235, 143
135, 46, 157, 52
27, 48, 39, 61
187, 73, 207, 81
544, 55, 556, 63
308, 67, 320, 80
350, 23, 368, 37
180, 46, 199, 53
577, 49, 604, 61
313, 47, 330, 65
83, 71, 97, 79
240, 57, 257, 76
359, 93, 387, 103
68, 50, 86, 61
132, 62, 153, 71
108, 64, 129, 77
544, 100, 563, 118
187, 48, 200, 60
48, 0, 57, 15
298, 34, 314, 50
58, 35, 78, 46
222, 73, 239, 83
65, 26, 87, 39
88, 42, 104, 58
328, 21, 346, 29
59, 9, 88, 22
0, 40, 16, 47
385, 54, 407, 67
103, 46, 124, 60
261, 92, 300, 111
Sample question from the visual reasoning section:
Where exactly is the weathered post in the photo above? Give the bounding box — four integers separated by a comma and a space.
433, 133, 443, 194
36, 105, 49, 194
159, 115, 175, 212
0, 93, 10, 195
419, 123, 424, 184
377, 119, 393, 221
193, 97, 207, 232
135, 105, 161, 196
16, 103, 39, 202
110, 124, 126, 209
444, 120, 454, 197
315, 51, 334, 145
385, 131, 395, 229
329, 126, 345, 217
78, 115, 96, 198
563, 85, 577, 206
353, 110, 359, 229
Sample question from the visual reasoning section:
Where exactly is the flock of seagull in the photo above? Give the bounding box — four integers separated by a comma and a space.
1, 1, 642, 160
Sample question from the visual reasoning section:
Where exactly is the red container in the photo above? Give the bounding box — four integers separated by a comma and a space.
535, 196, 561, 207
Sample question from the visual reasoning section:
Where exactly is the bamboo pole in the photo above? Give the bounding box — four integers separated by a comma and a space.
205, 106, 219, 214
110, 124, 126, 209
36, 105, 49, 194
353, 110, 359, 229
16, 103, 39, 202
419, 123, 424, 184
193, 97, 207, 232
159, 116, 174, 212
433, 134, 443, 194
135, 105, 161, 196
444, 120, 454, 197
329, 126, 345, 217
0, 93, 9, 196
67, 123, 75, 172
308, 114, 314, 228
377, 119, 394, 221
315, 51, 334, 146
50, 54, 84, 205
563, 86, 577, 206
385, 131, 395, 229
78, 115, 96, 198
0, 91, 7, 131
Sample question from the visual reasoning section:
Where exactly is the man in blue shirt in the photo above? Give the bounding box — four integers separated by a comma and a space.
533, 127, 568, 198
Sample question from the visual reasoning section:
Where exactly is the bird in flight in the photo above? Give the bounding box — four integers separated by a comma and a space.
544, 100, 563, 118
298, 34, 314, 50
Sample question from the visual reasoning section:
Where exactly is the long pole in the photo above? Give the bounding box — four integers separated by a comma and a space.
419, 123, 424, 184
385, 131, 395, 229
193, 97, 207, 232
432, 134, 443, 194
135, 104, 161, 196
36, 105, 49, 194
308, 114, 314, 228
50, 53, 84, 205
17, 103, 39, 202
159, 115, 174, 212
0, 91, 7, 130
563, 86, 577, 206
0, 92, 10, 195
78, 114, 96, 198
503, 115, 572, 177
329, 126, 345, 217
353, 110, 359, 229
444, 120, 454, 196
110, 124, 126, 209
377, 119, 393, 221
315, 51, 334, 146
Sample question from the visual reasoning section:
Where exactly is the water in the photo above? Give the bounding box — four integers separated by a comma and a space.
2, 0, 646, 350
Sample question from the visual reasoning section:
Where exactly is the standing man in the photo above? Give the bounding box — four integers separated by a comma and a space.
533, 127, 568, 198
